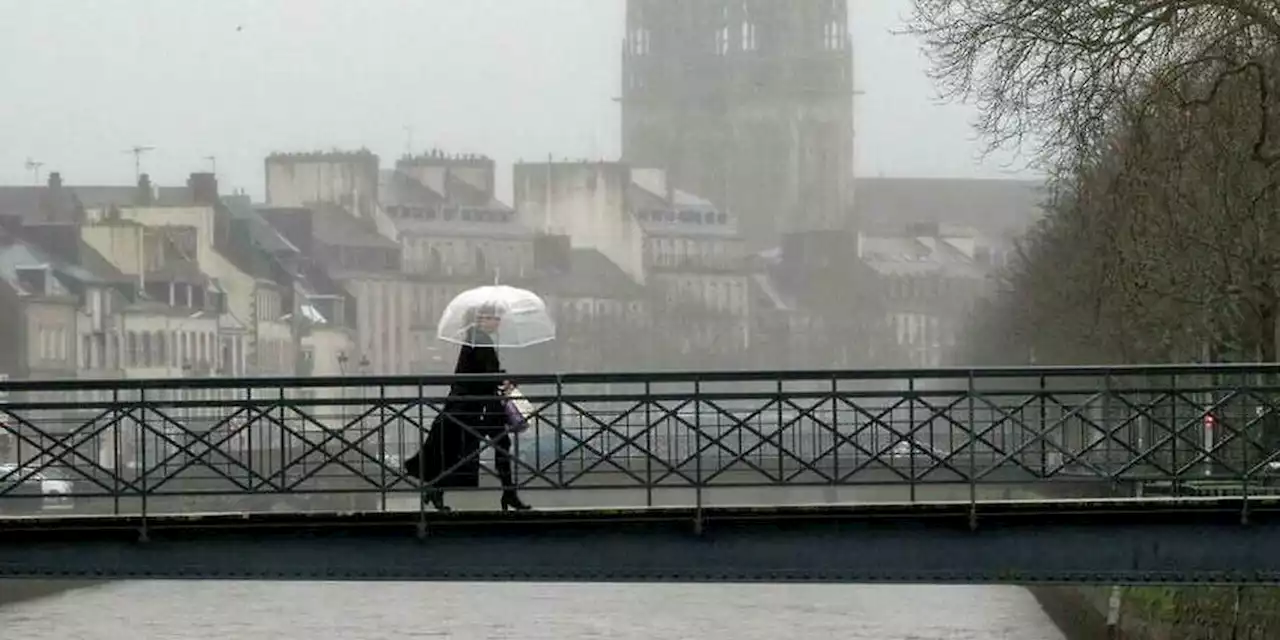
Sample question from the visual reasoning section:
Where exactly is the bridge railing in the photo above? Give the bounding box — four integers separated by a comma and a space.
0, 364, 1278, 515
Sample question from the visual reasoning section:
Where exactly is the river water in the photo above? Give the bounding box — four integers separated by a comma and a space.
0, 581, 1065, 639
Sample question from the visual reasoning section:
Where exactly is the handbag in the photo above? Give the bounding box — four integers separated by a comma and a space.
503, 386, 535, 433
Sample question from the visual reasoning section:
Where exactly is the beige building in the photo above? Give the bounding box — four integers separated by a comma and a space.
82, 174, 297, 376
381, 153, 535, 372
512, 160, 646, 286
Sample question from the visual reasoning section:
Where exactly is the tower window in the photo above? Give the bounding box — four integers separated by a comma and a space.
823, 21, 844, 50
715, 25, 730, 55
631, 28, 651, 55
741, 21, 757, 51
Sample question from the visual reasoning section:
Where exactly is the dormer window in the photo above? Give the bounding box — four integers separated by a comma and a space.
15, 265, 50, 296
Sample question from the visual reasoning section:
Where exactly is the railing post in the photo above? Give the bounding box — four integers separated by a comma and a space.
1039, 373, 1048, 479
830, 374, 838, 490
276, 384, 286, 504
112, 387, 121, 516
379, 383, 388, 513
137, 387, 149, 543
775, 379, 784, 482
693, 377, 704, 536
644, 380, 653, 508
555, 376, 564, 488
967, 370, 977, 530
908, 376, 917, 504
1171, 373, 1181, 497
416, 381, 427, 540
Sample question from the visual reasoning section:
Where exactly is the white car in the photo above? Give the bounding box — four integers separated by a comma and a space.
0, 464, 74, 509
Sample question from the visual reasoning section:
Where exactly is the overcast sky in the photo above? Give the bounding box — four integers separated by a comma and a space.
0, 0, 1039, 201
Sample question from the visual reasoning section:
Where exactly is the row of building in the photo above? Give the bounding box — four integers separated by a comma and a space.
0, 149, 1037, 387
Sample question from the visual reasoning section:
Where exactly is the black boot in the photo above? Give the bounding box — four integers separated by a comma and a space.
500, 490, 531, 512
423, 488, 452, 513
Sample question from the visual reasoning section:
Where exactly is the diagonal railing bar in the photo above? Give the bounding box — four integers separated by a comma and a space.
1179, 402, 1280, 479
274, 401, 423, 490
0, 405, 144, 495
865, 394, 978, 480
774, 394, 922, 483
653, 398, 803, 484
972, 389, 1163, 481
693, 396, 829, 484
798, 407, 918, 484
1093, 390, 1214, 478
1081, 391, 1183, 478
610, 398, 706, 486
968, 392, 1113, 480
827, 396, 963, 483
549, 398, 667, 485
0, 406, 126, 492
1159, 390, 1260, 476
956, 393, 1070, 480
1068, 387, 1253, 480
796, 400, 923, 483
1103, 390, 1239, 478
1214, 409, 1280, 477
695, 396, 840, 484
640, 397, 787, 485
832, 395, 916, 453
232, 401, 382, 492
709, 395, 853, 483
788, 394, 921, 483
1017, 392, 1127, 478
1033, 400, 1133, 479
1230, 390, 1280, 475
674, 395, 804, 480
254, 401, 423, 492
128, 404, 271, 493
549, 400, 693, 488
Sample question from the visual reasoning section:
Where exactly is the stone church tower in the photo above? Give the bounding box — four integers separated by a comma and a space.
620, 0, 855, 251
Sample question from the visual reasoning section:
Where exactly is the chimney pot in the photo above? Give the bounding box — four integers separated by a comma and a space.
136, 173, 155, 206
47, 172, 62, 189
188, 172, 219, 205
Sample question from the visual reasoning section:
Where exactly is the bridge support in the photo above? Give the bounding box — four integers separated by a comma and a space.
1, 499, 1279, 583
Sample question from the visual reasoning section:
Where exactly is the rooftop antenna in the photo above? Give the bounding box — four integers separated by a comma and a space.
204, 155, 217, 175
403, 126, 414, 157
23, 158, 43, 184
124, 145, 156, 182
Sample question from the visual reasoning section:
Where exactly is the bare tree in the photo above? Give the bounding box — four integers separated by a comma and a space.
959, 58, 1280, 366
907, 1, 1280, 167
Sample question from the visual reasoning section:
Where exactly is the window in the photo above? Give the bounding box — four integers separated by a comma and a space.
715, 25, 730, 55
741, 8, 757, 52
823, 21, 843, 50
631, 28, 651, 55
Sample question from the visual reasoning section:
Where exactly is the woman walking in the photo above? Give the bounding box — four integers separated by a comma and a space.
404, 304, 531, 512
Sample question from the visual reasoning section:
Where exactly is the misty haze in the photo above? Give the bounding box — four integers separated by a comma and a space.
6, 0, 1268, 638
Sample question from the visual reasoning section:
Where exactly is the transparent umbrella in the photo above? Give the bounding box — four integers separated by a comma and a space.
436, 285, 556, 348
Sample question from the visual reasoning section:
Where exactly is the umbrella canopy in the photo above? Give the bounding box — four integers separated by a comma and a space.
437, 285, 556, 348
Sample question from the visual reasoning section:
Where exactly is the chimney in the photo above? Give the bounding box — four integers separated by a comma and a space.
136, 173, 155, 206
188, 172, 219, 205
47, 172, 62, 189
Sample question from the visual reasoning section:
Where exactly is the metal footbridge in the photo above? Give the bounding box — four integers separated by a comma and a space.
1, 364, 1279, 583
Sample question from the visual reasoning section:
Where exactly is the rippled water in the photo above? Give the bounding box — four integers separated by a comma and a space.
0, 581, 1064, 639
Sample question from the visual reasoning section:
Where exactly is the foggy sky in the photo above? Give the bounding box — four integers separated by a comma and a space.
0, 0, 1039, 201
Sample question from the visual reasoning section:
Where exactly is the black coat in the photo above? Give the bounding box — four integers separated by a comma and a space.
403, 330, 506, 488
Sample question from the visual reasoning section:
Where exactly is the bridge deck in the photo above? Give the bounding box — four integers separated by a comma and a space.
1, 497, 1278, 584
